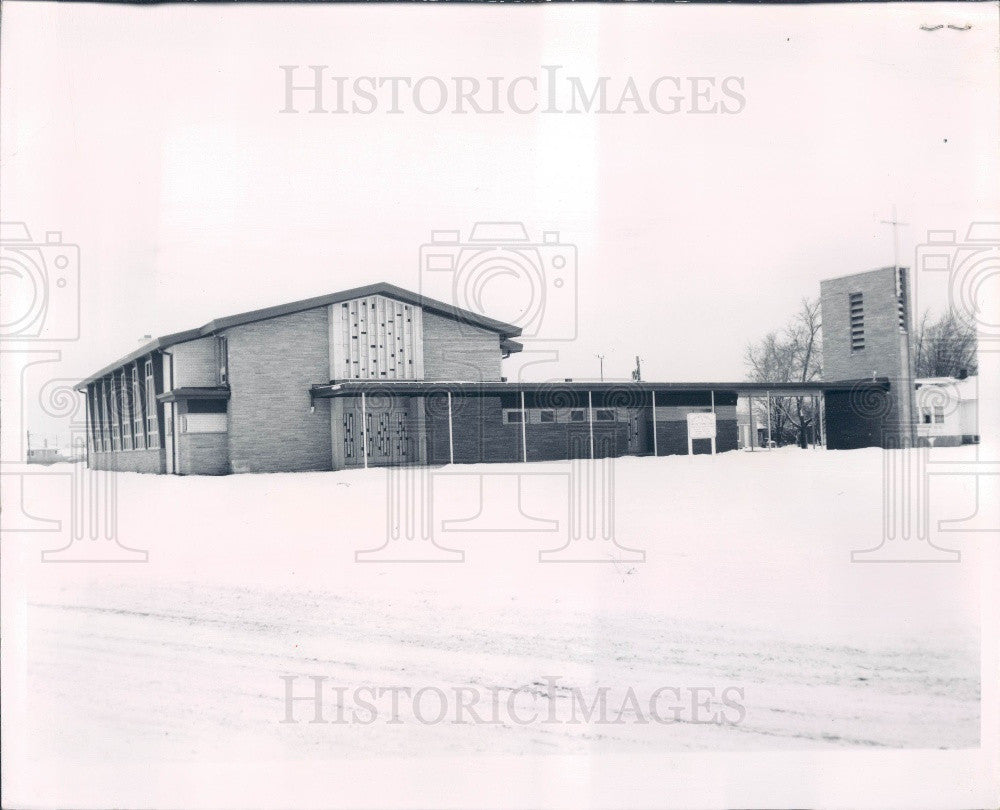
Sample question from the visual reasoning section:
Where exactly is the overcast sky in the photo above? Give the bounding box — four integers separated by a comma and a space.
2, 1, 997, 443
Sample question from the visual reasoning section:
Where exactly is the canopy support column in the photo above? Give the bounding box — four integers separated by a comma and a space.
651, 390, 658, 457
766, 391, 772, 448
447, 391, 455, 465
520, 390, 527, 463
360, 392, 369, 469
710, 390, 717, 455
588, 390, 595, 460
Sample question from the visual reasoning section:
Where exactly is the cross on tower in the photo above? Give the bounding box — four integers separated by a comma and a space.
880, 205, 909, 271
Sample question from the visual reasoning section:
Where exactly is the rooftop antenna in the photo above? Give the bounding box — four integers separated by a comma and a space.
631, 355, 642, 382
595, 354, 606, 382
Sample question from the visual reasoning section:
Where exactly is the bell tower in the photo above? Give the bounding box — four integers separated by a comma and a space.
820, 266, 916, 441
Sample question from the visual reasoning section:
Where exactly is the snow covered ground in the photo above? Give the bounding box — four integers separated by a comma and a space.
3, 445, 990, 804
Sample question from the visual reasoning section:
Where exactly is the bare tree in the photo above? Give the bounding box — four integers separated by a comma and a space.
913, 308, 978, 378
744, 298, 823, 448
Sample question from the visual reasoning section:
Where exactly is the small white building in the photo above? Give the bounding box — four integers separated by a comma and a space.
914, 376, 979, 446
26, 447, 63, 464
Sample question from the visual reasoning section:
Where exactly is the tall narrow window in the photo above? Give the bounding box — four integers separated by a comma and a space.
111, 376, 122, 451
121, 370, 133, 450
89, 386, 100, 452
849, 292, 865, 352
101, 379, 111, 451
95, 385, 105, 451
132, 364, 145, 450
217, 336, 229, 385
145, 358, 159, 449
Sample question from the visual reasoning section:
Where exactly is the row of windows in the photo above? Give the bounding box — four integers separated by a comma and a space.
89, 357, 160, 452
503, 408, 618, 425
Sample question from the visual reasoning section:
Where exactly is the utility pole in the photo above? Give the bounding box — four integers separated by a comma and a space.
880, 205, 909, 272
595, 354, 605, 382
631, 355, 642, 382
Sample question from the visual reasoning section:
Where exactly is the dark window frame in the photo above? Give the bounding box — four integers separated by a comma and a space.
217, 336, 229, 385
145, 357, 159, 449
132, 364, 146, 450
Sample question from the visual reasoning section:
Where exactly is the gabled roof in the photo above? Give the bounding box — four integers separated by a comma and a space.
75, 282, 522, 390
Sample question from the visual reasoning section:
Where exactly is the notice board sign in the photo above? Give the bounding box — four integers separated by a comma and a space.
687, 412, 717, 440
687, 412, 717, 455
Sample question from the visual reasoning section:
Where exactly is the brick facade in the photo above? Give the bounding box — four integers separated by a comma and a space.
422, 311, 503, 381
170, 337, 220, 387
423, 392, 738, 465
90, 448, 163, 473
225, 308, 333, 474
176, 433, 230, 475
171, 400, 229, 475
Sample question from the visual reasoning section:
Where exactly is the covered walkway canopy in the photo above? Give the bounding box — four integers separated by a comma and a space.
310, 377, 892, 465
310, 378, 889, 398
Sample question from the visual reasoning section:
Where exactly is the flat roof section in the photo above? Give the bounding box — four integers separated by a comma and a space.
309, 378, 891, 399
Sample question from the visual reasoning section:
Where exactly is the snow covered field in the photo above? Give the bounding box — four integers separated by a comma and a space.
3, 446, 990, 803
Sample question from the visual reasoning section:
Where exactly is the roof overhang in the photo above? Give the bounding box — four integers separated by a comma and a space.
310, 378, 890, 399
500, 338, 523, 356
157, 386, 231, 403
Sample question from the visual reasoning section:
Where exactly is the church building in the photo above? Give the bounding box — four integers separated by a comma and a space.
75, 276, 906, 475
